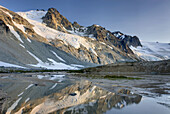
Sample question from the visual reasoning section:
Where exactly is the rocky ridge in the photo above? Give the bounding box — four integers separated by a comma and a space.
42, 8, 142, 54
41, 8, 142, 63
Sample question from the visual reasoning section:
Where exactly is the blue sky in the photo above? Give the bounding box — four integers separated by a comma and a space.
0, 0, 170, 43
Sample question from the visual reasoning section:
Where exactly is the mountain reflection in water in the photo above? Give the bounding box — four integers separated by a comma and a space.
12, 80, 141, 114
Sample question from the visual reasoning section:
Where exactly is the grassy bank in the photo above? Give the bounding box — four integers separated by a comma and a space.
0, 68, 85, 73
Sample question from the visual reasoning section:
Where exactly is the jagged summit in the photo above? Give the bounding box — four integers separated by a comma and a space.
42, 8, 73, 32
41, 8, 142, 54
72, 21, 82, 28
112, 31, 142, 47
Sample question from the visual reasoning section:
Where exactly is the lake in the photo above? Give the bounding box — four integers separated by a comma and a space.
0, 73, 170, 114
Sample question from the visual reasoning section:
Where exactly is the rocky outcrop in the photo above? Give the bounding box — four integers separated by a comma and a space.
42, 8, 73, 32
85, 25, 135, 54
0, 20, 10, 34
0, 89, 7, 114
112, 31, 142, 47
72, 21, 86, 33
122, 36, 142, 48
72, 21, 81, 28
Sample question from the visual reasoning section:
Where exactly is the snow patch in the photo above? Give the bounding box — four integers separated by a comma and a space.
1, 76, 9, 79
71, 64, 84, 68
37, 74, 65, 81
25, 98, 30, 103
50, 83, 58, 90
58, 79, 63, 82
19, 44, 25, 48
27, 50, 75, 69
13, 21, 26, 34
6, 97, 22, 114
37, 75, 44, 79
27, 51, 42, 62
0, 61, 25, 68
7, 24, 24, 43
50, 50, 66, 62
18, 92, 24, 97
68, 29, 96, 40
50, 75, 65, 80
27, 38, 32, 43
89, 48, 98, 56
25, 84, 34, 90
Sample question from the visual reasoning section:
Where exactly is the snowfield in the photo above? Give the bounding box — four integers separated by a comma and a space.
27, 51, 77, 70
17, 11, 98, 56
130, 42, 170, 61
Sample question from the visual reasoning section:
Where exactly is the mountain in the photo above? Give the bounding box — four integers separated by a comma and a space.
0, 6, 169, 69
0, 6, 95, 69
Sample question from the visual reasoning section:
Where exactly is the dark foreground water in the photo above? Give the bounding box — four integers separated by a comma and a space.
0, 73, 169, 114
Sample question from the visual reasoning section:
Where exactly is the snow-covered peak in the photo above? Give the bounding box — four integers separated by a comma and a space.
17, 10, 47, 23
17, 10, 98, 56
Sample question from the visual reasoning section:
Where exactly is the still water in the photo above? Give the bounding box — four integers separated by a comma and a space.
0, 73, 169, 114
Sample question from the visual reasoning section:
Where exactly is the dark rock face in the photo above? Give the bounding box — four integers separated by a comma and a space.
72, 21, 81, 28
42, 8, 73, 32
0, 89, 7, 114
123, 36, 142, 48
0, 20, 10, 34
112, 31, 142, 47
86, 24, 117, 41
72, 21, 86, 33
85, 25, 134, 54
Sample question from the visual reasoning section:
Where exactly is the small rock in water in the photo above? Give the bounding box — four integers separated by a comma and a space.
69, 93, 77, 96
